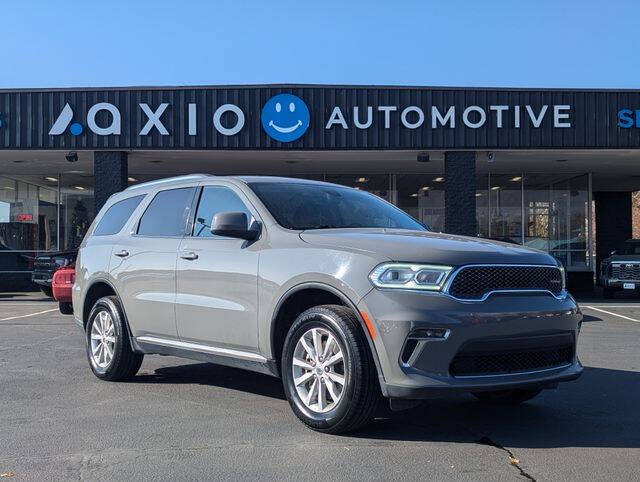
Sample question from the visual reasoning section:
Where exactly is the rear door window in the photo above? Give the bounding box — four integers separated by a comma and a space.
137, 187, 196, 237
93, 195, 145, 236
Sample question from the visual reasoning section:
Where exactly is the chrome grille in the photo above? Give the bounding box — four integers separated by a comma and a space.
611, 263, 640, 281
446, 265, 563, 300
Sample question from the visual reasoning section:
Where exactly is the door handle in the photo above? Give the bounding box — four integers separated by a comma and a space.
114, 250, 129, 258
180, 251, 199, 260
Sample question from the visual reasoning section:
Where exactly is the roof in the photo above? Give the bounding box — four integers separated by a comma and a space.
124, 174, 340, 192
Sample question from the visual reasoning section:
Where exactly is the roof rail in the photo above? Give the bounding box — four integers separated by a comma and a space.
125, 174, 212, 191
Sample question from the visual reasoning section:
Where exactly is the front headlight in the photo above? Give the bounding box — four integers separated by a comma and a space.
558, 265, 566, 291
369, 263, 453, 291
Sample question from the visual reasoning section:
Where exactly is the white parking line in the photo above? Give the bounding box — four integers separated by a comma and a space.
582, 306, 640, 323
0, 308, 58, 321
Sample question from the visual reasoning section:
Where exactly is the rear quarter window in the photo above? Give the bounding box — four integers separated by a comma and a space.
93, 195, 145, 236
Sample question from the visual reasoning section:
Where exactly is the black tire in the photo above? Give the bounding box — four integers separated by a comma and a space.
281, 304, 381, 434
40, 286, 53, 297
603, 288, 615, 299
85, 296, 143, 381
59, 301, 73, 315
472, 388, 542, 405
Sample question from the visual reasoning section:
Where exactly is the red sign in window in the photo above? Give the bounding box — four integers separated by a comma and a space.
17, 214, 33, 222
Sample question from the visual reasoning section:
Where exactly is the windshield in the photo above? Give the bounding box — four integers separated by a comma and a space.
621, 242, 640, 255
248, 182, 427, 231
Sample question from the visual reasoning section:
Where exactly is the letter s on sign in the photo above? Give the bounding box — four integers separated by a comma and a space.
618, 109, 634, 128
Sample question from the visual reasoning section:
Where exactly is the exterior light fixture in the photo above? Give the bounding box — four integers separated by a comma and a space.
510, 176, 522, 182
44, 177, 58, 182
128, 177, 137, 182
420, 186, 430, 191
491, 186, 500, 191
356, 177, 369, 183
433, 177, 444, 182
73, 186, 85, 190
410, 193, 419, 197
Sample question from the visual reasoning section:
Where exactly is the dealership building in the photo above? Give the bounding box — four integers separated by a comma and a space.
1, 84, 639, 291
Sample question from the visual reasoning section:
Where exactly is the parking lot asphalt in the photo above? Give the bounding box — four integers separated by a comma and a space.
1, 292, 639, 481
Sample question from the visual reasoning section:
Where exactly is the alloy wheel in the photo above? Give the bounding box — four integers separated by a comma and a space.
292, 327, 345, 413
90, 310, 116, 369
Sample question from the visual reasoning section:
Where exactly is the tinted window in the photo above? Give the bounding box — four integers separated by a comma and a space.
93, 195, 145, 236
137, 187, 196, 237
248, 182, 425, 231
622, 243, 640, 255
193, 186, 253, 237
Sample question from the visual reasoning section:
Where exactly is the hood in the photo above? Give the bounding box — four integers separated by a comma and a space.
300, 229, 557, 266
603, 254, 640, 263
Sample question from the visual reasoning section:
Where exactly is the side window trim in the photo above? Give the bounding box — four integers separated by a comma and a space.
186, 185, 204, 237
189, 182, 259, 239
133, 186, 198, 238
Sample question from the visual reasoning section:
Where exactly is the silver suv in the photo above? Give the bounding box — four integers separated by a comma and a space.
73, 174, 583, 433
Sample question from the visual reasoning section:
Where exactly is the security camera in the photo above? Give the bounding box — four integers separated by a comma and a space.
487, 151, 495, 162
417, 152, 430, 163
65, 151, 78, 163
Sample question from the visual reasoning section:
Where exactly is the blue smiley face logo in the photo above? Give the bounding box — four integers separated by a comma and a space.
261, 94, 310, 142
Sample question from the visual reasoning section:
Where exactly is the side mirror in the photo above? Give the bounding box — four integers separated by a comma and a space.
211, 212, 260, 241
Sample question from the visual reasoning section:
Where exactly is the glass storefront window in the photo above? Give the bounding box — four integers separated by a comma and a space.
325, 174, 392, 203
61, 186, 95, 250
0, 173, 95, 287
394, 171, 592, 271
0, 176, 58, 252
549, 175, 590, 270
488, 174, 523, 244
396, 173, 445, 231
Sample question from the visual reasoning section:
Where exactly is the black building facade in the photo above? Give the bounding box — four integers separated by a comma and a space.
1, 84, 640, 291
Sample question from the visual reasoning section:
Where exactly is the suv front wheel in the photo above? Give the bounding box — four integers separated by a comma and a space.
85, 296, 143, 381
281, 304, 380, 434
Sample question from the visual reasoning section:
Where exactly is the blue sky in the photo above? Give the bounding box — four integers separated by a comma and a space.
1, 0, 638, 89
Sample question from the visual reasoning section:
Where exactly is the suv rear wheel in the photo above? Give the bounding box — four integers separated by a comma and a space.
85, 296, 143, 381
281, 304, 380, 434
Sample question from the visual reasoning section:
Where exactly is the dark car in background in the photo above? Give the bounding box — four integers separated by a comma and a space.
31, 250, 77, 297
600, 239, 640, 298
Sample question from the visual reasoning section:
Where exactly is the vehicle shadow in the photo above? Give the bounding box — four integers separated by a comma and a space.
132, 363, 639, 448
581, 314, 602, 322
134, 362, 286, 400
355, 366, 640, 448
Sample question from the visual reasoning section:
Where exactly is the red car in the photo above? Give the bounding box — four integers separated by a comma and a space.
52, 264, 75, 315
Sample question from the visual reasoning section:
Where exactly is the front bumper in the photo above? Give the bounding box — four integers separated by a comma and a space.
602, 278, 640, 290
31, 270, 53, 286
358, 289, 583, 399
